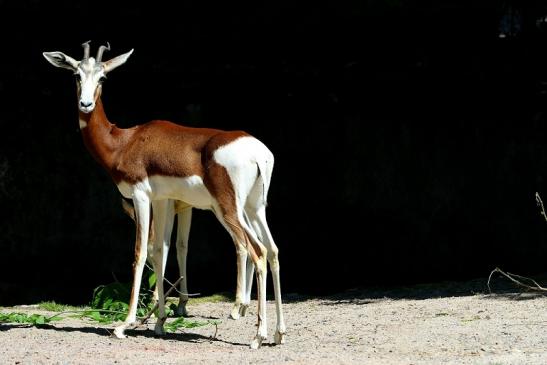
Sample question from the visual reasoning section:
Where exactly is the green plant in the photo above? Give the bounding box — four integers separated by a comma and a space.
87, 281, 132, 323
0, 312, 62, 326
164, 317, 206, 332
164, 317, 221, 338
84, 268, 156, 324
1, 270, 219, 334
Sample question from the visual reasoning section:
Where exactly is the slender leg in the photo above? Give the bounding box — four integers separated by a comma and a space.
223, 212, 268, 348
206, 159, 268, 348
230, 237, 248, 321
244, 224, 268, 349
240, 253, 254, 317
240, 210, 264, 317
151, 200, 174, 304
161, 200, 175, 278
150, 200, 169, 335
248, 206, 286, 345
114, 191, 151, 338
175, 207, 192, 316
210, 207, 247, 321
239, 200, 258, 317
254, 257, 268, 348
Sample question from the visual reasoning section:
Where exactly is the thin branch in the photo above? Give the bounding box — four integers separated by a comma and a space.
506, 271, 546, 289
486, 194, 547, 295
536, 192, 547, 223
45, 309, 132, 321
487, 268, 497, 294
111, 270, 121, 284
124, 276, 184, 331
145, 263, 201, 297
140, 276, 184, 324
487, 267, 547, 294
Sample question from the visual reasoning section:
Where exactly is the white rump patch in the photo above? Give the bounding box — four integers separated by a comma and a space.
213, 136, 273, 204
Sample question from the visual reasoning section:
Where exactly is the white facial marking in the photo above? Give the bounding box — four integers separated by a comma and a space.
77, 57, 106, 113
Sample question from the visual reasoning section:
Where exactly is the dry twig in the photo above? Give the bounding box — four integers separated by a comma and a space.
123, 276, 184, 331
487, 267, 547, 294
145, 263, 201, 297
485, 194, 547, 295
536, 192, 547, 223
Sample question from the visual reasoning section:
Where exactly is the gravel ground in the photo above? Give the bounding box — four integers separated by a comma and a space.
0, 280, 546, 365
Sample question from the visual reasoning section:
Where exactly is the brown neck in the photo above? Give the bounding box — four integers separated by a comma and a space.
79, 98, 128, 173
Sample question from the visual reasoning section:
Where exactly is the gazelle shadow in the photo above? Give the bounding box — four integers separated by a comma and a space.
0, 323, 247, 347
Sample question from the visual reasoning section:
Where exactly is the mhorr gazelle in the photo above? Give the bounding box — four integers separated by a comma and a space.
43, 41, 285, 348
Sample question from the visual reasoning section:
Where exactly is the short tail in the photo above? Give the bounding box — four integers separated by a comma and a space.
255, 153, 274, 206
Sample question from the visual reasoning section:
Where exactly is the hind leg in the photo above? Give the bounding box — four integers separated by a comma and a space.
239, 254, 254, 317
210, 205, 248, 320
247, 205, 286, 345
214, 207, 268, 348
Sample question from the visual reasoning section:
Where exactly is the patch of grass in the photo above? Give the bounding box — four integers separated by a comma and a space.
188, 293, 233, 305
37, 301, 85, 312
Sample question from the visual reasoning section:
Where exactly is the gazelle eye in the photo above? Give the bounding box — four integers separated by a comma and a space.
99, 76, 107, 83
74, 73, 81, 82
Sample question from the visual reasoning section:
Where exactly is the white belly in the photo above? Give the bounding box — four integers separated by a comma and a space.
116, 175, 215, 210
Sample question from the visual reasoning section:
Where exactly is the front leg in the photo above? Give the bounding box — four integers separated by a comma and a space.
175, 207, 192, 317
114, 191, 150, 338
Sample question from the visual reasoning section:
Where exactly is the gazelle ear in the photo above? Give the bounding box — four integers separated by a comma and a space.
42, 51, 79, 71
103, 49, 134, 74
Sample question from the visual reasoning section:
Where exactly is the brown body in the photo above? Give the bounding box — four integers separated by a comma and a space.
79, 99, 249, 186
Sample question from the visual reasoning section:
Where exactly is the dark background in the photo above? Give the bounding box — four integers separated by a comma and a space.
1, 0, 547, 305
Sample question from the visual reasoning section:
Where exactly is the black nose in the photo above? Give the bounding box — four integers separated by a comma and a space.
79, 101, 92, 108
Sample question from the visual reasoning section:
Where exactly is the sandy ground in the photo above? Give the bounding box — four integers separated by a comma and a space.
0, 281, 546, 365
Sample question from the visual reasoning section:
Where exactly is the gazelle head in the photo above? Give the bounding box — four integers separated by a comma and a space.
43, 41, 133, 113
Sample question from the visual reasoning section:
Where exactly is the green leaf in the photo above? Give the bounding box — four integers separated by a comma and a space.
34, 315, 46, 325
136, 307, 148, 317
0, 312, 51, 326
164, 317, 211, 333
47, 315, 63, 322
148, 272, 157, 289
91, 282, 132, 310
